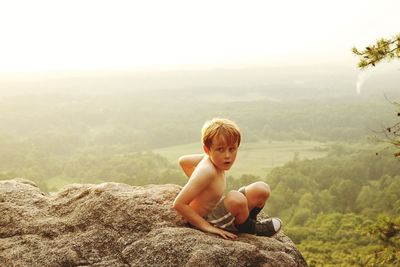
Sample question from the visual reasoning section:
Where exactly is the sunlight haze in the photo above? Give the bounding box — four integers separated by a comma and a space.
0, 0, 399, 72
1, 2, 400, 265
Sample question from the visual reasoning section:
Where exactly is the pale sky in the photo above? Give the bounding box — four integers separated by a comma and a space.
0, 0, 399, 72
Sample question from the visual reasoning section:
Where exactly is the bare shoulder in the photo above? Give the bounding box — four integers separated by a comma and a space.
193, 156, 218, 178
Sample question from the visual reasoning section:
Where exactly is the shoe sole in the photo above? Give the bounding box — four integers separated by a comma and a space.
269, 217, 283, 238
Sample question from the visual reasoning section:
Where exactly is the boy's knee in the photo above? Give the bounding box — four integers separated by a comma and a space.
224, 190, 247, 214
262, 182, 271, 198
251, 181, 271, 198
244, 182, 271, 208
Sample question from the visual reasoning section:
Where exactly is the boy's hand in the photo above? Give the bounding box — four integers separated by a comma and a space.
206, 225, 237, 240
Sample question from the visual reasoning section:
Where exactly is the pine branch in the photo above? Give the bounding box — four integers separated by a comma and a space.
353, 34, 400, 69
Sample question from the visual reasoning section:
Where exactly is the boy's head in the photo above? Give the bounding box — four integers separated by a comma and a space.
201, 118, 241, 150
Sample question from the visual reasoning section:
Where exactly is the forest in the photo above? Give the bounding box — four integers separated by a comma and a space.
1, 65, 399, 266
232, 144, 400, 266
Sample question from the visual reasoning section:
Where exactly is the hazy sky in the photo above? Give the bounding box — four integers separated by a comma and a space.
0, 0, 399, 72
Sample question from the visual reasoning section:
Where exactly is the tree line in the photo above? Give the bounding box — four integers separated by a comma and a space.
226, 143, 400, 266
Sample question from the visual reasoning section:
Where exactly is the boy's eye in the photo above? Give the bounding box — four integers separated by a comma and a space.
217, 148, 224, 152
229, 148, 236, 152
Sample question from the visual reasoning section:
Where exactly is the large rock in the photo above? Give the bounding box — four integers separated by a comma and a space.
0, 178, 307, 267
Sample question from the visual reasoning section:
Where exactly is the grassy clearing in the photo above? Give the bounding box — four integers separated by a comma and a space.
152, 140, 327, 178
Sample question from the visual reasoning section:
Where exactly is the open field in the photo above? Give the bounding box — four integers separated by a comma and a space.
153, 140, 327, 178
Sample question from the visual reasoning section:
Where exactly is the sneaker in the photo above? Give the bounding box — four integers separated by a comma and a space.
255, 217, 282, 237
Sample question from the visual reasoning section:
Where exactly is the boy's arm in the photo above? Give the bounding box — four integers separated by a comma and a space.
173, 166, 237, 240
178, 154, 205, 178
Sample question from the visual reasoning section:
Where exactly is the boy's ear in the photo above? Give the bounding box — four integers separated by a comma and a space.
203, 144, 210, 155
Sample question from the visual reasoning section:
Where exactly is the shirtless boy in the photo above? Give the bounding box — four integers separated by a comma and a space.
173, 118, 282, 239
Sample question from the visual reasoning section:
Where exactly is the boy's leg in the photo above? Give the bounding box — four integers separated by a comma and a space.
236, 182, 282, 236
223, 190, 249, 225
223, 190, 260, 234
223, 184, 270, 224
240, 181, 271, 214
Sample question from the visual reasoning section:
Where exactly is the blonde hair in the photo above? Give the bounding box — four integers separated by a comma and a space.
201, 118, 241, 149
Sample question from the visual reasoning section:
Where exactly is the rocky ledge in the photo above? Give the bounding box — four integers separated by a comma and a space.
0, 178, 307, 267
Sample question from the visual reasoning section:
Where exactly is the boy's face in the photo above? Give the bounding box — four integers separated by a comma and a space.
204, 135, 239, 171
